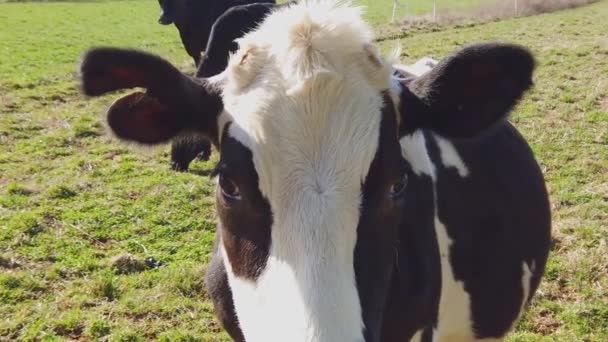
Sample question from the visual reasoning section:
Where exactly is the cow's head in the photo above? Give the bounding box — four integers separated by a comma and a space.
157, 0, 189, 25
80, 2, 534, 341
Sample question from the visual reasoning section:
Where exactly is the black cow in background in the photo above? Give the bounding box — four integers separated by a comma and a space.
157, 0, 275, 67
160, 0, 286, 171
196, 1, 285, 78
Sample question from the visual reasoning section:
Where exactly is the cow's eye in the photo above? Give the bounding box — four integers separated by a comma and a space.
219, 174, 241, 201
389, 173, 408, 198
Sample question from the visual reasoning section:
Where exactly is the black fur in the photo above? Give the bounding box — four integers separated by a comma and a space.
400, 42, 535, 139
205, 236, 246, 342
170, 133, 212, 171
196, 1, 291, 78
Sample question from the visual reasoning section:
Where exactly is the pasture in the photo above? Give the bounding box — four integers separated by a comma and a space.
0, 0, 607, 341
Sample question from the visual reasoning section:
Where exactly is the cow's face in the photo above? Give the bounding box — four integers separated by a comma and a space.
80, 2, 534, 341
212, 5, 406, 340
157, 0, 188, 25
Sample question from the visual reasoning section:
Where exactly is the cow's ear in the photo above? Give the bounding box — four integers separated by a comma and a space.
398, 43, 535, 139
80, 47, 223, 145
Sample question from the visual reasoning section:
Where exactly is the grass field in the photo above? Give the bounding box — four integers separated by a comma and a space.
1, 0, 607, 341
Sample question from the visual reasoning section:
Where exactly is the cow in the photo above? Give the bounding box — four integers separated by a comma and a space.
169, 1, 287, 171
79, 1, 551, 341
157, 0, 275, 67
196, 1, 287, 78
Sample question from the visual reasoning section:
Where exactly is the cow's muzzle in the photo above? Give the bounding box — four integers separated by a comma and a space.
158, 13, 173, 25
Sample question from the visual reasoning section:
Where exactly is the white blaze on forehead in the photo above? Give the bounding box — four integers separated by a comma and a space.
218, 1, 393, 341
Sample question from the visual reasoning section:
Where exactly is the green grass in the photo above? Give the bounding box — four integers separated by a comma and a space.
1, 0, 607, 341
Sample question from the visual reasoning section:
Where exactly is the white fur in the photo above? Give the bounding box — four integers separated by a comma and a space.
510, 261, 534, 332
433, 134, 470, 177
410, 329, 424, 342
394, 57, 438, 78
433, 217, 476, 342
217, 110, 231, 143
218, 1, 394, 341
519, 261, 533, 317
399, 131, 436, 180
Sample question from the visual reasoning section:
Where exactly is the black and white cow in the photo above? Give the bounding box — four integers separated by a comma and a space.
80, 2, 551, 341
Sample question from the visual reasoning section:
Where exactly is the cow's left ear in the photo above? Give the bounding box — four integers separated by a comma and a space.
398, 42, 535, 139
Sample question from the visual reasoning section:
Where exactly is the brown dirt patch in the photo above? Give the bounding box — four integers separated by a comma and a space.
530, 308, 562, 335
0, 256, 21, 269
108, 253, 146, 274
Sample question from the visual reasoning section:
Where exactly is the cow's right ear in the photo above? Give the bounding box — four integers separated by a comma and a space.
79, 47, 223, 145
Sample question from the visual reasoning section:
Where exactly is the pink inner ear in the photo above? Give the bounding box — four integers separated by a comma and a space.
110, 67, 147, 89
107, 92, 182, 144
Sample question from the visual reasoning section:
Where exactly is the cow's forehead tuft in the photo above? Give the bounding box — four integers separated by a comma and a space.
223, 0, 393, 94
214, 1, 396, 200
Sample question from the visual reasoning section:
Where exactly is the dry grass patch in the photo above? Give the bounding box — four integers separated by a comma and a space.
378, 0, 600, 40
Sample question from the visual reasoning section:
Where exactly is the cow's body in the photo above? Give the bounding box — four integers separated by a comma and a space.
386, 122, 550, 341
81, 1, 551, 341
206, 121, 551, 342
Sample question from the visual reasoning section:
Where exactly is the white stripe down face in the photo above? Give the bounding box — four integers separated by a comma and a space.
212, 2, 399, 341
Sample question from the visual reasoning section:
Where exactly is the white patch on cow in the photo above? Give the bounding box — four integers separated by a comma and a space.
399, 131, 476, 341
216, 110, 232, 143
218, 2, 394, 341
433, 134, 470, 178
394, 57, 438, 78
509, 260, 534, 333
399, 132, 509, 342
433, 217, 476, 342
389, 74, 402, 100
520, 261, 533, 312
410, 329, 424, 342
207, 69, 228, 85
227, 43, 269, 90
399, 131, 436, 180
